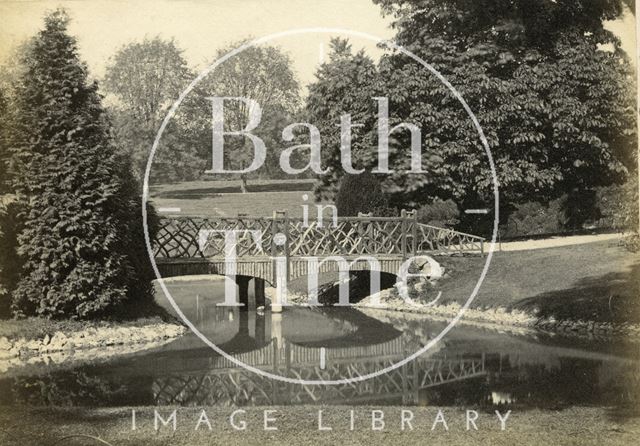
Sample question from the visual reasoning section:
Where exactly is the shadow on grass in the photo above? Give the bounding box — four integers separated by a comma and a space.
510, 263, 640, 324
153, 180, 314, 199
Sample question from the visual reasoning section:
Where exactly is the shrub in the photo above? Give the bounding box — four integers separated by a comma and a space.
335, 172, 390, 216
563, 189, 600, 229
417, 199, 460, 228
620, 234, 640, 253
503, 199, 566, 238
596, 181, 639, 232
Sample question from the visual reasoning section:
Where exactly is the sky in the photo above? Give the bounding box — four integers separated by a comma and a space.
0, 0, 396, 87
0, 0, 636, 88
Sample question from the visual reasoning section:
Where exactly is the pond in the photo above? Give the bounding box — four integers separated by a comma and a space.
1, 279, 638, 416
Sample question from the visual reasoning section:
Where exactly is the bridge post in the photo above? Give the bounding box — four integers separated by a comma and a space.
401, 209, 408, 260
409, 210, 418, 255
254, 278, 266, 308
238, 311, 249, 335
236, 276, 251, 311
271, 210, 289, 313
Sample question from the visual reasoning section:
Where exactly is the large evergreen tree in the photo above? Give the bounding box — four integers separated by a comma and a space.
8, 9, 156, 319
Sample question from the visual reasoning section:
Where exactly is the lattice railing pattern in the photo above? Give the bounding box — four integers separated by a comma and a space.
153, 217, 274, 258
153, 215, 485, 259
287, 218, 406, 256
414, 224, 485, 254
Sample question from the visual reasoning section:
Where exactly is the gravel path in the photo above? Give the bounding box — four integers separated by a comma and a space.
495, 232, 623, 252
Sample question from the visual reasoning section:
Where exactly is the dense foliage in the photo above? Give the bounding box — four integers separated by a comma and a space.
416, 199, 460, 228
104, 38, 303, 188
6, 10, 157, 319
199, 40, 302, 190
335, 172, 397, 216
0, 202, 22, 318
104, 37, 206, 183
306, 0, 636, 232
503, 199, 567, 237
596, 180, 639, 231
0, 89, 10, 194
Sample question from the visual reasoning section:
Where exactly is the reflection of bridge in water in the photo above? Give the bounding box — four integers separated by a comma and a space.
153, 212, 485, 308
152, 336, 486, 406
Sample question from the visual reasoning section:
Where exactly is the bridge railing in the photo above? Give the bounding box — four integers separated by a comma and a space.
414, 223, 485, 255
152, 212, 485, 259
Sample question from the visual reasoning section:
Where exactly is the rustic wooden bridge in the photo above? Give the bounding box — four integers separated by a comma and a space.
153, 210, 485, 308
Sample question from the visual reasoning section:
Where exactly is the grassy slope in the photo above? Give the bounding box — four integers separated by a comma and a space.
0, 406, 637, 446
432, 240, 640, 323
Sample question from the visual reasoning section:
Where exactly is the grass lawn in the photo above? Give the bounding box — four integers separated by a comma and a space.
0, 405, 637, 446
150, 178, 315, 196
150, 179, 325, 218
431, 240, 640, 323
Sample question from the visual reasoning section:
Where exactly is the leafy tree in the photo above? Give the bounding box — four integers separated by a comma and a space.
104, 37, 206, 182
384, 0, 635, 224
306, 39, 383, 201
307, 1, 635, 232
8, 9, 157, 319
199, 40, 301, 191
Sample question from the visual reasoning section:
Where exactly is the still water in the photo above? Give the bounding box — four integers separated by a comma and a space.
1, 279, 639, 414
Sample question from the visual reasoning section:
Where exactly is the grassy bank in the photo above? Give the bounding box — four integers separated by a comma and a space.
310, 239, 640, 331
0, 293, 181, 342
0, 405, 637, 446
0, 297, 186, 366
430, 240, 640, 324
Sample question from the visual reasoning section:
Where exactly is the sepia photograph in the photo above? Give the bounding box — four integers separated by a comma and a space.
0, 0, 638, 444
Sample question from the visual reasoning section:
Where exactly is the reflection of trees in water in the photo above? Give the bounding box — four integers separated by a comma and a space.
8, 370, 154, 407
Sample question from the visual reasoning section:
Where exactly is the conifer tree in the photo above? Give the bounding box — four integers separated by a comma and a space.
9, 9, 156, 319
